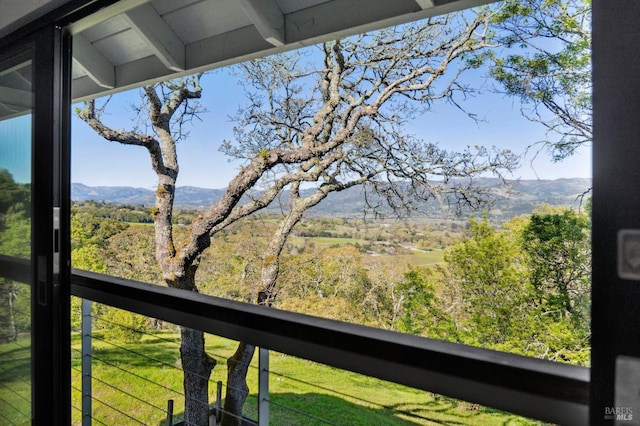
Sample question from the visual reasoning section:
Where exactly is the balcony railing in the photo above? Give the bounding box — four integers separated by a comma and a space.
0, 254, 589, 425
70, 268, 589, 426
77, 301, 500, 425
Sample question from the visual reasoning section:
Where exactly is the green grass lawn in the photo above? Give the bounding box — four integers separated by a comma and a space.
0, 337, 31, 426
67, 331, 547, 426
375, 249, 444, 266
290, 236, 444, 266
290, 235, 372, 248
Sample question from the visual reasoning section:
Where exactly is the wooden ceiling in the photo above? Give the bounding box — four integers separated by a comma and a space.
0, 0, 492, 119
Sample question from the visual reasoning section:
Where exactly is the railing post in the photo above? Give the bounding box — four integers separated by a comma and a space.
166, 399, 174, 426
214, 380, 222, 424
258, 347, 269, 426
81, 299, 92, 426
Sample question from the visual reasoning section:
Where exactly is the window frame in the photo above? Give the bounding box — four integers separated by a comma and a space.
5, 0, 635, 424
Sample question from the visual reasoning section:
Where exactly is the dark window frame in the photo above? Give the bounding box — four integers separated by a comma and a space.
7, 1, 638, 425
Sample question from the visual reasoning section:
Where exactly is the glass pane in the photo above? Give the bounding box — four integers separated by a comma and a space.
70, 2, 590, 422
0, 62, 32, 260
0, 58, 33, 423
0, 280, 31, 425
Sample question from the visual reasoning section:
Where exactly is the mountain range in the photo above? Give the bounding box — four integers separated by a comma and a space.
72, 178, 592, 220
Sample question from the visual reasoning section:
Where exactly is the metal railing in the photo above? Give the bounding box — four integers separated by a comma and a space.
0, 254, 590, 425
71, 268, 590, 426
72, 300, 261, 425
75, 303, 457, 425
0, 265, 32, 426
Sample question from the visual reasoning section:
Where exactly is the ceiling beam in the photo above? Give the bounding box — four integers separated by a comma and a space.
238, 0, 285, 47
0, 86, 32, 109
285, 0, 496, 47
415, 0, 436, 8
73, 33, 115, 89
0, 61, 30, 78
123, 3, 185, 72
68, 0, 150, 35
186, 26, 274, 72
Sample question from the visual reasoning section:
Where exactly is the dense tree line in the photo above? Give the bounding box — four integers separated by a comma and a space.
0, 170, 31, 343
72, 200, 199, 225
440, 208, 590, 364
71, 201, 591, 365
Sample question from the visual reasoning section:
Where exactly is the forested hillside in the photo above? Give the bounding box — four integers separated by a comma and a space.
72, 178, 591, 220
71, 198, 591, 366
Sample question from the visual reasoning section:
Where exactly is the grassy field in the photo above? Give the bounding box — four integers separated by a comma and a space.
65, 330, 547, 426
290, 235, 444, 266
290, 235, 371, 248
0, 337, 31, 426
371, 249, 444, 267
0, 331, 546, 425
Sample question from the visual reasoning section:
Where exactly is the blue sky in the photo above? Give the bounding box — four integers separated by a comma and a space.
0, 6, 592, 189
0, 114, 31, 184
70, 69, 591, 189
0, 65, 591, 188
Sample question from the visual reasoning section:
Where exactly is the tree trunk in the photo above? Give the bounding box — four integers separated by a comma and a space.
222, 187, 325, 423
181, 326, 216, 426
221, 341, 256, 426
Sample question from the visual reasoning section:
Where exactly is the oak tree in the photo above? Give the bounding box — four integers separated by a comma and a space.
217, 10, 522, 419
491, 0, 591, 161
78, 6, 519, 424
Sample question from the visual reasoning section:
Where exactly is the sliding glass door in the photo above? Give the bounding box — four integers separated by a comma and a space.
0, 48, 33, 426
0, 26, 71, 425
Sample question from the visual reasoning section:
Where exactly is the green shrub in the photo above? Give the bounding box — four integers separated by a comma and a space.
101, 307, 148, 344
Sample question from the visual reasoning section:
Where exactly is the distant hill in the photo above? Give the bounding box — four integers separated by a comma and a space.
72, 183, 225, 208
487, 178, 591, 219
72, 178, 592, 220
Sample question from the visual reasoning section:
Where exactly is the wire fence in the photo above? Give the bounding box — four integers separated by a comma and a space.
0, 285, 32, 426
0, 294, 496, 426
72, 300, 450, 426
72, 300, 350, 426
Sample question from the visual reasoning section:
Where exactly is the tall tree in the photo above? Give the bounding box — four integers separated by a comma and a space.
440, 209, 591, 363
78, 7, 519, 424
217, 11, 522, 420
79, 77, 218, 426
490, 0, 591, 162
444, 215, 530, 347
522, 207, 590, 329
